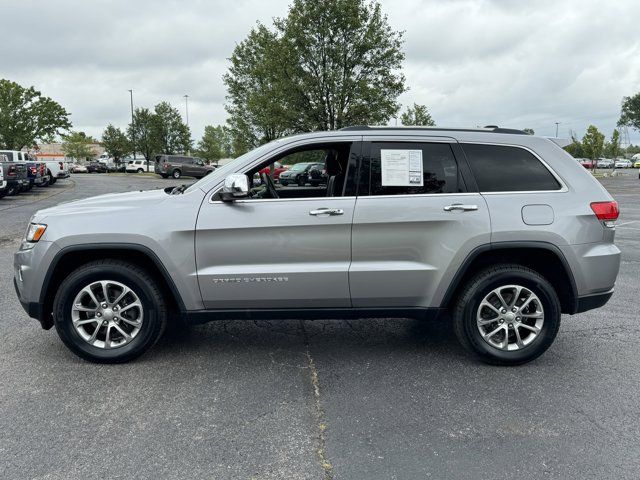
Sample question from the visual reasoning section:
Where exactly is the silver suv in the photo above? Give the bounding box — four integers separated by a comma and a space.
14, 127, 621, 364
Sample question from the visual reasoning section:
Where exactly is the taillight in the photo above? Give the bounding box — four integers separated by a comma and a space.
8, 165, 16, 175
590, 201, 619, 222
30, 166, 37, 174
163, 163, 169, 171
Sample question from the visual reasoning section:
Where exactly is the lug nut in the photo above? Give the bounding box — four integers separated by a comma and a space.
96, 312, 102, 317
114, 317, 119, 322
509, 323, 513, 327
102, 320, 108, 326
499, 319, 504, 324
501, 309, 506, 314
512, 307, 517, 312
516, 317, 521, 321
113, 306, 119, 311
101, 303, 107, 308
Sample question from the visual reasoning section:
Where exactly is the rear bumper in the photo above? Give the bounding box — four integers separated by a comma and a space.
574, 290, 614, 314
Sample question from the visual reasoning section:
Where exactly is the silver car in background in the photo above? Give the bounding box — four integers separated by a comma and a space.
14, 126, 620, 365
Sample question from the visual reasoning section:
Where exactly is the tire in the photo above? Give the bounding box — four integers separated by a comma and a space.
280, 181, 289, 186
137, 169, 144, 173
53, 260, 168, 363
0, 189, 7, 199
7, 184, 19, 196
161, 174, 168, 179
172, 169, 181, 179
297, 175, 305, 187
452, 264, 561, 366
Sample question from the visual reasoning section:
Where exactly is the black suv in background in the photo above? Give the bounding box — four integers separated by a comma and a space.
154, 155, 215, 179
0, 155, 28, 196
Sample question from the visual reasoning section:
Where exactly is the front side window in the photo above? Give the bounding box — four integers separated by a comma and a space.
462, 144, 561, 192
367, 142, 461, 196
213, 142, 359, 201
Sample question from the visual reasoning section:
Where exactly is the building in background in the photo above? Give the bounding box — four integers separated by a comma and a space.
32, 142, 105, 163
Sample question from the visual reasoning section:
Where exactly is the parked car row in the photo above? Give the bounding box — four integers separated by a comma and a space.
0, 150, 69, 199
577, 157, 639, 170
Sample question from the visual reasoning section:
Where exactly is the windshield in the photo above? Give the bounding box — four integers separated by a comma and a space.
184, 141, 279, 193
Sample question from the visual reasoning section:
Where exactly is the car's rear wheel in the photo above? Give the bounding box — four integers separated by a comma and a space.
172, 169, 181, 179
7, 184, 20, 196
53, 260, 167, 363
136, 168, 144, 173
452, 264, 560, 365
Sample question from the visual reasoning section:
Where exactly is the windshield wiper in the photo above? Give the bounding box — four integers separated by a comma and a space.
170, 184, 188, 195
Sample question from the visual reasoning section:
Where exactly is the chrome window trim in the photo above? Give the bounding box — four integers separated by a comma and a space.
209, 195, 357, 205
459, 141, 569, 194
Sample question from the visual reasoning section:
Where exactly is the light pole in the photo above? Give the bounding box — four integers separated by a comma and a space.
184, 94, 189, 127
128, 89, 138, 171
555, 122, 560, 138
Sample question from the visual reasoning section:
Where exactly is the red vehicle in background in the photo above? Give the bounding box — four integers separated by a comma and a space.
259, 161, 289, 181
579, 158, 596, 169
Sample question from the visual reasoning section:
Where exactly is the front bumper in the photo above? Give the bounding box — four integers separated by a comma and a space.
14, 241, 59, 329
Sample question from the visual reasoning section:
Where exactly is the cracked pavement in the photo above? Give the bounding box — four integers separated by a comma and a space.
0, 172, 639, 479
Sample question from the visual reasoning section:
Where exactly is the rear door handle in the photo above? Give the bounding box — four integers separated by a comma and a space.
309, 208, 344, 216
443, 204, 478, 212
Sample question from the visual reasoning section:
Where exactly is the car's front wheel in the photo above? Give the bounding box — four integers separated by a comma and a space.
452, 264, 560, 365
53, 260, 167, 363
172, 169, 181, 179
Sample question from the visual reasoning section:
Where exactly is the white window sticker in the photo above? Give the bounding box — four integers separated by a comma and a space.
380, 149, 423, 186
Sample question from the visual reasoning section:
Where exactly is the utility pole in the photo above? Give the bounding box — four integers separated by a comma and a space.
184, 94, 190, 155
555, 122, 560, 138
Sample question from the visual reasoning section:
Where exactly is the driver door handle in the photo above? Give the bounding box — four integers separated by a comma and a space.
309, 208, 344, 216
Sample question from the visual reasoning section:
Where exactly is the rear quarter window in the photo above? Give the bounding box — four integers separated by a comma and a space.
461, 144, 561, 192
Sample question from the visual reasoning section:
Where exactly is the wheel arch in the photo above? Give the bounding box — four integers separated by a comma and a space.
442, 242, 579, 315
39, 244, 187, 329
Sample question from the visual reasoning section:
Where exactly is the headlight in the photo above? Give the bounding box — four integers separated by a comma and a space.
25, 223, 47, 243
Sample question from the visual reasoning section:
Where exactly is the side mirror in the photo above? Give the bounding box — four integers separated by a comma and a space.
220, 173, 249, 202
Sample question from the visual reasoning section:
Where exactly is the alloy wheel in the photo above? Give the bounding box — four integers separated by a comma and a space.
476, 284, 544, 351
71, 280, 144, 349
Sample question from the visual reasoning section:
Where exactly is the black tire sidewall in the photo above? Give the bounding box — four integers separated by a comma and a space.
53, 264, 164, 363
459, 270, 560, 365
172, 169, 181, 179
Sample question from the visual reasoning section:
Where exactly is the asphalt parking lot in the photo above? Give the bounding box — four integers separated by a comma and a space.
1, 171, 639, 479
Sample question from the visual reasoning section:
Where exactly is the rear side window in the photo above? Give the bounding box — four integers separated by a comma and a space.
368, 142, 461, 196
462, 144, 561, 192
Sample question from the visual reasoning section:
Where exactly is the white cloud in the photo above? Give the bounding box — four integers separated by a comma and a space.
3, 0, 640, 143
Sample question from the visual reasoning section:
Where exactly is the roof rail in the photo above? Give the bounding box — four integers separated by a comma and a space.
339, 125, 528, 135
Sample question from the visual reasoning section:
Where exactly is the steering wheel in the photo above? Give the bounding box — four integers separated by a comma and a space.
260, 172, 279, 199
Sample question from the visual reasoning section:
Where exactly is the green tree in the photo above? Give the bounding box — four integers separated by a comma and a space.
101, 124, 131, 163
196, 125, 233, 162
523, 128, 535, 135
0, 78, 71, 150
150, 102, 192, 155
61, 131, 94, 162
224, 24, 293, 153
224, 0, 406, 151
400, 103, 435, 126
582, 125, 605, 160
277, 0, 406, 131
128, 107, 156, 163
606, 129, 621, 159
563, 132, 584, 157
618, 93, 640, 132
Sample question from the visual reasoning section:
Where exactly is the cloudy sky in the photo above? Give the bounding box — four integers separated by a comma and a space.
3, 0, 640, 144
